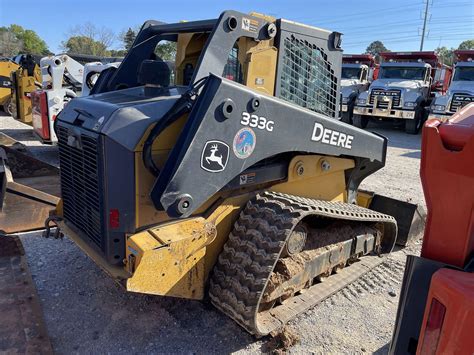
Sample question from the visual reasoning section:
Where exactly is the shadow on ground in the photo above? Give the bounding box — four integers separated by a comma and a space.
21, 236, 261, 354
0, 128, 37, 142
374, 342, 390, 354
366, 120, 422, 151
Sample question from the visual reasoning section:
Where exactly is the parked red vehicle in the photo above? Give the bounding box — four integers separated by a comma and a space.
390, 103, 474, 354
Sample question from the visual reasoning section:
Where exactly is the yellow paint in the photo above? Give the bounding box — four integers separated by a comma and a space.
134, 115, 188, 228
357, 190, 374, 208
0, 61, 19, 108
126, 218, 215, 299
125, 195, 249, 299
11, 64, 41, 124
271, 155, 354, 202
243, 45, 277, 95
175, 33, 209, 85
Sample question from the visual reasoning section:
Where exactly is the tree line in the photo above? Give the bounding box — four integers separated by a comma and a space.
1, 22, 473, 64
364, 39, 474, 65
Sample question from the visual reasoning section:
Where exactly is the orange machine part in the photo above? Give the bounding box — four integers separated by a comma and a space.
417, 268, 474, 355
420, 104, 474, 268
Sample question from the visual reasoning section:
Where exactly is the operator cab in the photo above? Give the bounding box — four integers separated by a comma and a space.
452, 61, 474, 82
341, 63, 369, 82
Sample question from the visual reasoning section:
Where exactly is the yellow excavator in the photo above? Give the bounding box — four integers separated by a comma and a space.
0, 11, 421, 337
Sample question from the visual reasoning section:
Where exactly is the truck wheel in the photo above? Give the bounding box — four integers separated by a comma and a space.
341, 103, 354, 124
341, 111, 352, 124
3, 97, 13, 116
353, 114, 369, 129
404, 109, 422, 134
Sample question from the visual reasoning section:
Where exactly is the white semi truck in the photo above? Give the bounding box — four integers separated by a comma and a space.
429, 50, 474, 121
353, 51, 451, 134
340, 54, 376, 124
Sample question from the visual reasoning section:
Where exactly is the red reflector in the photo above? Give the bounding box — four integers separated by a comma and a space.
109, 209, 120, 229
420, 298, 446, 355
31, 91, 50, 140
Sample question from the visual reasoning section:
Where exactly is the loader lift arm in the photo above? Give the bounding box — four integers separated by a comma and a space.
152, 74, 387, 218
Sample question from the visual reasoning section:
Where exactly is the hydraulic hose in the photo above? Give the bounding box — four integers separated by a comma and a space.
142, 77, 208, 177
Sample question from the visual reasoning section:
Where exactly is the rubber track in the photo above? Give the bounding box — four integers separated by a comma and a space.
209, 191, 397, 336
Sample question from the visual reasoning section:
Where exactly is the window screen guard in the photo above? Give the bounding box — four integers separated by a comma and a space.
277, 34, 339, 118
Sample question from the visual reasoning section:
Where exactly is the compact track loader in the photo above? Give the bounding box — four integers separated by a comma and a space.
0, 11, 421, 336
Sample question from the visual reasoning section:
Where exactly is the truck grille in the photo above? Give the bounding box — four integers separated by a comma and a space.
450, 93, 474, 112
369, 89, 401, 108
57, 125, 104, 250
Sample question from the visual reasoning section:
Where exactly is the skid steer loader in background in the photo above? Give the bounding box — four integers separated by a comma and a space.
0, 11, 421, 336
0, 58, 19, 115
10, 54, 42, 124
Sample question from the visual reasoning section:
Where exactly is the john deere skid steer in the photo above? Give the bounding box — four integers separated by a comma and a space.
0, 11, 420, 336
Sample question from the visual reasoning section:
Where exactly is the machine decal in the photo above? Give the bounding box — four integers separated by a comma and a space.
201, 141, 229, 172
241, 17, 258, 33
311, 122, 354, 149
239, 172, 256, 185
0, 76, 12, 88
92, 116, 105, 131
241, 112, 274, 132
233, 128, 256, 159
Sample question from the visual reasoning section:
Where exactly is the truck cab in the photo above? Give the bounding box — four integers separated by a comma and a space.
340, 54, 374, 124
354, 51, 451, 134
429, 50, 474, 121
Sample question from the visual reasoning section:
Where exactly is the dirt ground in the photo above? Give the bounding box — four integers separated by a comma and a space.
1, 113, 425, 354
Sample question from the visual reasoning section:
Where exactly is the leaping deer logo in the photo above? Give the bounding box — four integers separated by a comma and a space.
201, 141, 229, 172
205, 144, 225, 169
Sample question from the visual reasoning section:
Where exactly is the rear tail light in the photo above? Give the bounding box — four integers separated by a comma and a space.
109, 209, 120, 229
31, 91, 50, 140
419, 298, 446, 355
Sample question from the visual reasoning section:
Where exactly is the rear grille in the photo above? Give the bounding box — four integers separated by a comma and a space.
450, 93, 474, 112
369, 89, 401, 108
57, 125, 104, 250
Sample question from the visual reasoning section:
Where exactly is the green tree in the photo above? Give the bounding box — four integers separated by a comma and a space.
0, 24, 49, 56
109, 49, 127, 57
0, 27, 23, 56
155, 41, 177, 61
458, 39, 474, 50
365, 41, 389, 62
435, 46, 454, 66
62, 36, 109, 56
122, 28, 136, 50
21, 29, 49, 54
62, 22, 115, 56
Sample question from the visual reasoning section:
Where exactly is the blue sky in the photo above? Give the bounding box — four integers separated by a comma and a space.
1, 0, 472, 54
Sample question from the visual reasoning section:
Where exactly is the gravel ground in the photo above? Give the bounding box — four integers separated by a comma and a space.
1, 114, 425, 354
